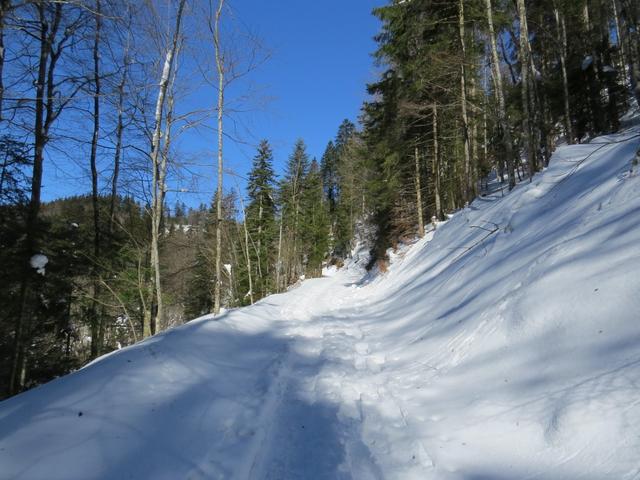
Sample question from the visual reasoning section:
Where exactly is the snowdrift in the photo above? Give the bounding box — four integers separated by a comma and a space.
1, 128, 640, 479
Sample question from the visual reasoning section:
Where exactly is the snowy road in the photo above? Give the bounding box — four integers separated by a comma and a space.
234, 251, 436, 480
2, 128, 640, 479
236, 256, 384, 479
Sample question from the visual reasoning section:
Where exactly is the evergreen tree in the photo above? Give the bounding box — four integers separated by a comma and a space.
245, 140, 277, 298
278, 139, 310, 286
320, 141, 338, 212
300, 159, 330, 277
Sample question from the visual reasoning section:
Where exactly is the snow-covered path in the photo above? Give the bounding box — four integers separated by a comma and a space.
2, 128, 640, 479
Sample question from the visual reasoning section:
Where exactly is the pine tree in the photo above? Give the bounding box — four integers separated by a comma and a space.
320, 141, 338, 213
278, 139, 310, 285
245, 140, 277, 298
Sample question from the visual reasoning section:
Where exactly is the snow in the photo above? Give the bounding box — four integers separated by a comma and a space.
322, 265, 339, 277
29, 254, 48, 275
2, 129, 640, 479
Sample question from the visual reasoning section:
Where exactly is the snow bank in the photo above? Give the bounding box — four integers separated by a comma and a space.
1, 128, 640, 479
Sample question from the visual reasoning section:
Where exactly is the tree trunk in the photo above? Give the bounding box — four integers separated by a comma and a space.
213, 0, 225, 315
600, 0, 620, 132
620, 0, 640, 103
432, 103, 442, 220
9, 2, 62, 395
109, 29, 129, 235
414, 145, 424, 237
89, 0, 102, 358
554, 6, 574, 144
257, 194, 264, 295
483, 99, 489, 187
239, 198, 254, 304
0, 0, 10, 121
517, 0, 535, 179
470, 69, 479, 196
612, 0, 628, 86
458, 0, 472, 202
583, 1, 604, 135
149, 0, 186, 335
276, 213, 284, 292
485, 0, 516, 189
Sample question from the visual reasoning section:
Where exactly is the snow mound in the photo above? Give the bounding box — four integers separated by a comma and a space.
1, 129, 640, 479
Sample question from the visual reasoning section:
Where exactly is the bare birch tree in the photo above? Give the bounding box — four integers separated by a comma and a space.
148, 0, 186, 336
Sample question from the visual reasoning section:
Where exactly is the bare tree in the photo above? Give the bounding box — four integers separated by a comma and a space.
485, 0, 516, 189
108, 9, 132, 235
212, 0, 224, 315
148, 0, 186, 336
89, 0, 103, 357
0, 0, 11, 120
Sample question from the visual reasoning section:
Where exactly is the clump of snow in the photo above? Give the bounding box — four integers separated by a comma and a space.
29, 254, 48, 275
1, 129, 640, 479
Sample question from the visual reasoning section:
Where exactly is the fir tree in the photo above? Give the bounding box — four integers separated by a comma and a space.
300, 159, 330, 277
278, 139, 310, 285
245, 140, 277, 298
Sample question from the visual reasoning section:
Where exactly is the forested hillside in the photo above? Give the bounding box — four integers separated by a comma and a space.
1, 0, 638, 399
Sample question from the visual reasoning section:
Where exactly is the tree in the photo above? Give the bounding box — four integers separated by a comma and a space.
8, 0, 89, 395
212, 0, 225, 315
148, 0, 186, 336
485, 0, 516, 190
245, 140, 277, 298
517, 0, 535, 178
278, 139, 310, 286
300, 159, 330, 277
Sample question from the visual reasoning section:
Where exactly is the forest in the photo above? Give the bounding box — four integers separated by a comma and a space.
0, 0, 638, 399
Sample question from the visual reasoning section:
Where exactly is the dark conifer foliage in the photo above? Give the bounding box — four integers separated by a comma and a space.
245, 140, 277, 298
357, 0, 635, 264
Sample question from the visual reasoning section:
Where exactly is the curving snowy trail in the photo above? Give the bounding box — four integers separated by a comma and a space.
2, 128, 640, 479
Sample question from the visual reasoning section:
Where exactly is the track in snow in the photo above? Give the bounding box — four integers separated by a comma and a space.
241, 252, 436, 480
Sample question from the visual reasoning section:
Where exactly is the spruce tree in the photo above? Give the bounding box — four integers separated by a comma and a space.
279, 139, 310, 285
245, 140, 277, 298
300, 159, 330, 277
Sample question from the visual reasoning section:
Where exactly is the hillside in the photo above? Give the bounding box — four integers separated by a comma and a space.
1, 128, 639, 479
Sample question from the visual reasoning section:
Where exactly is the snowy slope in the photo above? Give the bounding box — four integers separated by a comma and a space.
1, 128, 640, 480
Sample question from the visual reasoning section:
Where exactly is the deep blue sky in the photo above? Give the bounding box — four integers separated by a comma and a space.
43, 0, 384, 208
229, 0, 383, 164
194, 0, 384, 208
